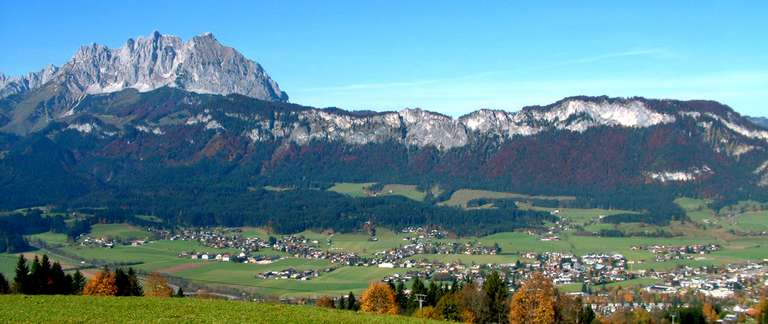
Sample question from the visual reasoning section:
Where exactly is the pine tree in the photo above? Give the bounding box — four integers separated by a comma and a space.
579, 305, 596, 324
450, 278, 460, 293
61, 273, 74, 295
395, 281, 407, 311
50, 262, 67, 294
127, 268, 143, 296
12, 254, 30, 294
427, 281, 439, 306
71, 270, 85, 294
411, 277, 426, 295
39, 255, 52, 294
336, 295, 347, 310
482, 271, 509, 324
436, 292, 461, 321
116, 268, 133, 296
347, 292, 358, 311
176, 287, 185, 298
28, 256, 41, 295
0, 273, 10, 294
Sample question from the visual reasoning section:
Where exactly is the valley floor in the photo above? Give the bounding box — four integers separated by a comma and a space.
2, 190, 768, 299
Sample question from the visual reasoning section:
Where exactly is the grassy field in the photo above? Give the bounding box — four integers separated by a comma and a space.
674, 198, 716, 224
721, 210, 768, 233
559, 277, 661, 293
328, 182, 376, 198
299, 228, 409, 255
183, 266, 409, 298
0, 295, 438, 323
88, 224, 152, 241
328, 182, 426, 201
56, 239, 244, 273
438, 189, 575, 208
26, 231, 69, 245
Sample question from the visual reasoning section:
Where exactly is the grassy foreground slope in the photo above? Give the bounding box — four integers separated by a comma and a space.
0, 295, 439, 324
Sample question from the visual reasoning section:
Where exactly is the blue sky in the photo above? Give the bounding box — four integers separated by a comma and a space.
1, 1, 766, 116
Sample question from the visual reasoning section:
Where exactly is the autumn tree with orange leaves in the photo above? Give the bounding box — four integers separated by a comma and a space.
703, 302, 718, 323
316, 296, 335, 308
360, 282, 398, 315
144, 272, 172, 297
82, 267, 117, 296
509, 272, 557, 324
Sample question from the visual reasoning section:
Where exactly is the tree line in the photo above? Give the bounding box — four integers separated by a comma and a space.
61, 189, 556, 237
0, 254, 180, 298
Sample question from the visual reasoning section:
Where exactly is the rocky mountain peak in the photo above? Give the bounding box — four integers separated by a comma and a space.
1, 31, 288, 103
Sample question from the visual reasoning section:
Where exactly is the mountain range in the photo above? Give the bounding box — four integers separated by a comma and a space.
1, 32, 767, 231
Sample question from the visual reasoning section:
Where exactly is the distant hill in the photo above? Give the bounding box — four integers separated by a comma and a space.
0, 295, 437, 323
749, 116, 768, 129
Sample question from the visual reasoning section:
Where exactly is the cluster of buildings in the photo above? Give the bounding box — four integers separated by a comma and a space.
631, 244, 721, 262
79, 236, 116, 248
257, 268, 332, 280
515, 252, 631, 285
642, 262, 767, 299
165, 227, 500, 270
399, 227, 449, 240
378, 251, 633, 288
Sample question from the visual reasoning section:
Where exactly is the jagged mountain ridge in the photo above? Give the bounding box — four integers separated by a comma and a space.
44, 91, 768, 156
0, 31, 287, 134
4, 87, 766, 187
0, 65, 59, 99
1, 87, 767, 213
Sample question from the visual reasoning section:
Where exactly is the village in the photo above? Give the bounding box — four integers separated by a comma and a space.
90, 226, 768, 310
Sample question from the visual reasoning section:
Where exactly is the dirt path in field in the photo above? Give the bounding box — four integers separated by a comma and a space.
156, 263, 201, 274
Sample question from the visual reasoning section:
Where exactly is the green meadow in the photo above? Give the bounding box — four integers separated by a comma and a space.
0, 295, 438, 324
89, 223, 152, 241
328, 182, 427, 201
438, 189, 575, 208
